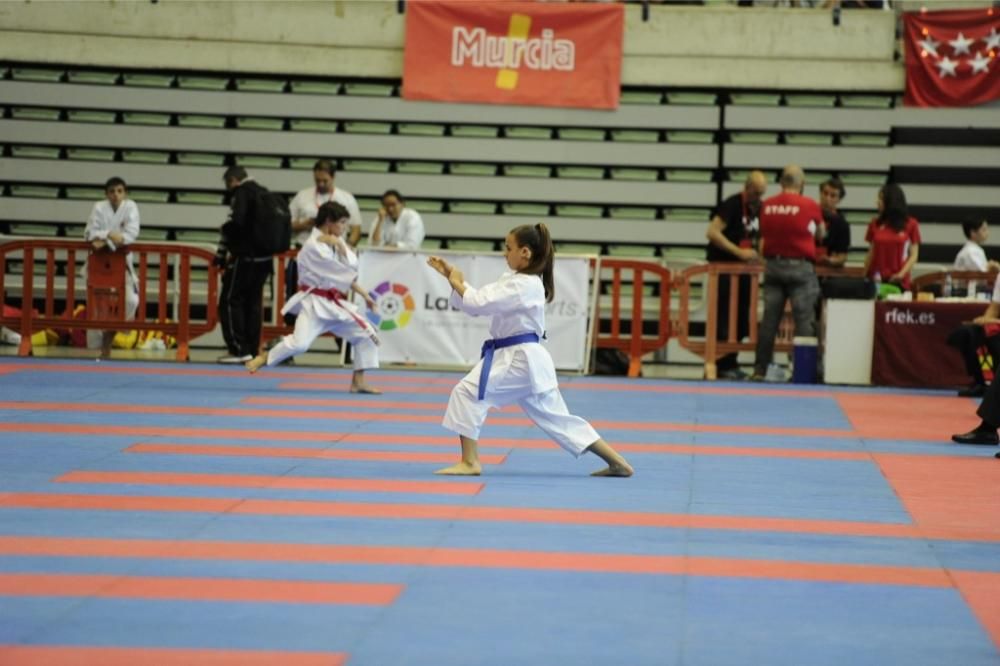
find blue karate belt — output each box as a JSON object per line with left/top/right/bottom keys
{"left": 477, "top": 332, "right": 540, "bottom": 400}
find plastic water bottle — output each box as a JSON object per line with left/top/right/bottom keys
{"left": 873, "top": 271, "right": 881, "bottom": 299}
{"left": 943, "top": 274, "right": 953, "bottom": 298}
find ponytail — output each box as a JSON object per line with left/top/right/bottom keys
{"left": 511, "top": 223, "right": 555, "bottom": 302}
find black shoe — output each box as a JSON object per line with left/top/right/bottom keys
{"left": 958, "top": 384, "right": 987, "bottom": 398}
{"left": 951, "top": 429, "right": 1000, "bottom": 445}
{"left": 995, "top": 451, "right": 1000, "bottom": 459}
{"left": 718, "top": 368, "right": 748, "bottom": 381}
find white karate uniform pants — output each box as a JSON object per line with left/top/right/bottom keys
{"left": 442, "top": 351, "right": 599, "bottom": 458}
{"left": 266, "top": 304, "right": 378, "bottom": 370}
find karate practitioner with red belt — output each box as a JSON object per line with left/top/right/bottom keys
{"left": 247, "top": 202, "right": 381, "bottom": 394}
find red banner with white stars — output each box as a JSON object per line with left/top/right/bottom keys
{"left": 903, "top": 8, "right": 1000, "bottom": 107}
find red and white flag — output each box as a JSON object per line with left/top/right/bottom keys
{"left": 903, "top": 8, "right": 1000, "bottom": 107}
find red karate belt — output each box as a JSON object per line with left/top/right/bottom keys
{"left": 299, "top": 285, "right": 370, "bottom": 331}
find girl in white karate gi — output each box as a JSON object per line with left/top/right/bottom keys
{"left": 247, "top": 202, "right": 382, "bottom": 394}
{"left": 84, "top": 177, "right": 140, "bottom": 357}
{"left": 428, "top": 223, "right": 634, "bottom": 477}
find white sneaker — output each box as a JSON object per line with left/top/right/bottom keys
{"left": 764, "top": 363, "right": 788, "bottom": 383}
{"left": 218, "top": 354, "right": 253, "bottom": 364}
{"left": 0, "top": 327, "right": 21, "bottom": 345}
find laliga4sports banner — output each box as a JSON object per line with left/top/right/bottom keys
{"left": 402, "top": 0, "right": 624, "bottom": 109}
{"left": 359, "top": 250, "right": 591, "bottom": 371}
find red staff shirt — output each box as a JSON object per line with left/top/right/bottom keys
{"left": 865, "top": 217, "right": 921, "bottom": 290}
{"left": 759, "top": 192, "right": 822, "bottom": 261}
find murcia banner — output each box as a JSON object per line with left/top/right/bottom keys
{"left": 359, "top": 250, "right": 591, "bottom": 370}
{"left": 402, "top": 0, "right": 623, "bottom": 109}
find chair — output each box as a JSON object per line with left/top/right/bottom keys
{"left": 67, "top": 148, "right": 116, "bottom": 162}
{"left": 12, "top": 68, "right": 63, "bottom": 82}
{"left": 67, "top": 110, "right": 116, "bottom": 124}
{"left": 11, "top": 146, "right": 61, "bottom": 159}
{"left": 67, "top": 71, "right": 119, "bottom": 86}
{"left": 235, "top": 79, "right": 286, "bottom": 93}
{"left": 449, "top": 202, "right": 497, "bottom": 214}
{"left": 609, "top": 207, "right": 658, "bottom": 220}
{"left": 122, "top": 73, "right": 175, "bottom": 88}
{"left": 501, "top": 203, "right": 550, "bottom": 216}
{"left": 177, "top": 76, "right": 230, "bottom": 91}
{"left": 290, "top": 81, "right": 341, "bottom": 95}
{"left": 289, "top": 119, "right": 339, "bottom": 133}
{"left": 503, "top": 165, "right": 552, "bottom": 178}
{"left": 397, "top": 162, "right": 445, "bottom": 174}
{"left": 177, "top": 115, "right": 227, "bottom": 129}
{"left": 122, "top": 111, "right": 170, "bottom": 127}
{"left": 557, "top": 128, "right": 606, "bottom": 141}
{"left": 122, "top": 150, "right": 171, "bottom": 164}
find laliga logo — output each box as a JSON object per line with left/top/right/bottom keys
{"left": 367, "top": 281, "right": 415, "bottom": 331}
{"left": 451, "top": 13, "right": 576, "bottom": 91}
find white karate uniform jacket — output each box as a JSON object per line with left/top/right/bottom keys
{"left": 450, "top": 269, "right": 557, "bottom": 395}
{"left": 288, "top": 187, "right": 363, "bottom": 247}
{"left": 84, "top": 199, "right": 141, "bottom": 277}
{"left": 83, "top": 199, "right": 141, "bottom": 333}
{"left": 270, "top": 228, "right": 378, "bottom": 370}
{"left": 442, "top": 269, "right": 598, "bottom": 456}
{"left": 368, "top": 207, "right": 426, "bottom": 250}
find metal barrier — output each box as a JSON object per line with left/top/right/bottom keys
{"left": 675, "top": 261, "right": 865, "bottom": 379}
{"left": 592, "top": 258, "right": 672, "bottom": 378}
{"left": 0, "top": 239, "right": 220, "bottom": 360}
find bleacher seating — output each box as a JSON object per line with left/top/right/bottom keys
{"left": 0, "top": 65, "right": 998, "bottom": 263}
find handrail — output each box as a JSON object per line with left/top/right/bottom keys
{"left": 0, "top": 238, "right": 221, "bottom": 360}
{"left": 675, "top": 261, "right": 865, "bottom": 379}
{"left": 592, "top": 258, "right": 672, "bottom": 378}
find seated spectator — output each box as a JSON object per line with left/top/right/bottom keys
{"left": 368, "top": 190, "right": 426, "bottom": 250}
{"left": 864, "top": 184, "right": 920, "bottom": 291}
{"left": 947, "top": 242, "right": 1000, "bottom": 397}
{"left": 84, "top": 177, "right": 140, "bottom": 358}
{"left": 954, "top": 219, "right": 1000, "bottom": 296}
{"left": 817, "top": 177, "right": 850, "bottom": 268}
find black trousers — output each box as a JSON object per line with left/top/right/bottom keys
{"left": 715, "top": 270, "right": 752, "bottom": 372}
{"left": 946, "top": 324, "right": 1000, "bottom": 386}
{"left": 219, "top": 257, "right": 273, "bottom": 357}
{"left": 978, "top": 377, "right": 1000, "bottom": 426}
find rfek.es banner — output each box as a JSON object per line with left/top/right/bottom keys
{"left": 402, "top": 0, "right": 623, "bottom": 110}
{"left": 359, "top": 250, "right": 590, "bottom": 370}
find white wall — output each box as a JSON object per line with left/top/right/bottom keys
{"left": 0, "top": 0, "right": 902, "bottom": 90}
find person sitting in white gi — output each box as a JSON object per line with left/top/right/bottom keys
{"left": 368, "top": 189, "right": 425, "bottom": 250}
{"left": 427, "top": 223, "right": 634, "bottom": 478}
{"left": 247, "top": 201, "right": 381, "bottom": 394}
{"left": 84, "top": 176, "right": 140, "bottom": 357}
{"left": 954, "top": 219, "right": 1000, "bottom": 296}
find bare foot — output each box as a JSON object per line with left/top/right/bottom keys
{"left": 591, "top": 462, "right": 634, "bottom": 477}
{"left": 245, "top": 354, "right": 267, "bottom": 374}
{"left": 350, "top": 384, "right": 382, "bottom": 394}
{"left": 434, "top": 461, "right": 482, "bottom": 476}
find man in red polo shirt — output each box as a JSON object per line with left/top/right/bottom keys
{"left": 752, "top": 165, "right": 824, "bottom": 381}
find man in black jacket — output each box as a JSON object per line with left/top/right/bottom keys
{"left": 215, "top": 166, "right": 274, "bottom": 363}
